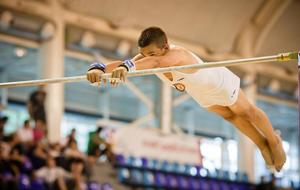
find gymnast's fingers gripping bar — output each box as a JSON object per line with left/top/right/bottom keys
{"left": 0, "top": 52, "right": 298, "bottom": 88}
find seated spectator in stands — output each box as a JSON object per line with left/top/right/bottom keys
{"left": 29, "top": 141, "right": 48, "bottom": 170}
{"left": 8, "top": 133, "right": 26, "bottom": 176}
{"left": 35, "top": 156, "right": 75, "bottom": 190}
{"left": 27, "top": 86, "right": 47, "bottom": 123}
{"left": 87, "top": 127, "right": 114, "bottom": 163}
{"left": 64, "top": 140, "right": 85, "bottom": 177}
{"left": 17, "top": 120, "right": 33, "bottom": 145}
{"left": 87, "top": 127, "right": 106, "bottom": 158}
{"left": 49, "top": 143, "right": 62, "bottom": 159}
{"left": 49, "top": 142, "right": 66, "bottom": 168}
{"left": 0, "top": 142, "right": 18, "bottom": 190}
{"left": 0, "top": 114, "right": 8, "bottom": 141}
{"left": 0, "top": 141, "right": 10, "bottom": 173}
{"left": 61, "top": 128, "right": 77, "bottom": 147}
{"left": 33, "top": 119, "right": 46, "bottom": 143}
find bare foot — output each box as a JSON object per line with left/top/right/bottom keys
{"left": 269, "top": 133, "right": 286, "bottom": 172}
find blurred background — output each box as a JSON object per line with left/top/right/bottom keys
{"left": 0, "top": 0, "right": 299, "bottom": 190}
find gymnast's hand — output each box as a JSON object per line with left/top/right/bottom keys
{"left": 111, "top": 66, "right": 127, "bottom": 87}
{"left": 86, "top": 69, "right": 105, "bottom": 84}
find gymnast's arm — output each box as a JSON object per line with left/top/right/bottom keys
{"left": 86, "top": 54, "right": 145, "bottom": 83}
{"left": 87, "top": 51, "right": 180, "bottom": 83}
{"left": 132, "top": 50, "right": 181, "bottom": 70}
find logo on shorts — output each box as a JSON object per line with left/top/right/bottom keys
{"left": 174, "top": 83, "right": 185, "bottom": 92}
{"left": 231, "top": 89, "right": 236, "bottom": 98}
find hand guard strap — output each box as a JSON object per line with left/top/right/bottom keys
{"left": 120, "top": 60, "right": 136, "bottom": 72}
{"left": 88, "top": 61, "right": 106, "bottom": 72}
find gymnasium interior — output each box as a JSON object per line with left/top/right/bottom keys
{"left": 0, "top": 0, "right": 299, "bottom": 189}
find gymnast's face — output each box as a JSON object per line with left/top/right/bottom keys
{"left": 139, "top": 42, "right": 169, "bottom": 57}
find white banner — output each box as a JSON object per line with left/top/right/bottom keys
{"left": 111, "top": 127, "right": 202, "bottom": 165}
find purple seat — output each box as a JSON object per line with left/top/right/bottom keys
{"left": 115, "top": 154, "right": 126, "bottom": 166}
{"left": 209, "top": 179, "right": 221, "bottom": 190}
{"left": 166, "top": 174, "right": 178, "bottom": 188}
{"left": 188, "top": 177, "right": 201, "bottom": 190}
{"left": 200, "top": 178, "right": 211, "bottom": 190}
{"left": 219, "top": 181, "right": 230, "bottom": 190}
{"left": 229, "top": 183, "right": 240, "bottom": 190}
{"left": 141, "top": 157, "right": 148, "bottom": 169}
{"left": 154, "top": 172, "right": 167, "bottom": 187}
{"left": 18, "top": 174, "right": 31, "bottom": 190}
{"left": 31, "top": 178, "right": 46, "bottom": 190}
{"left": 177, "top": 176, "right": 189, "bottom": 189}
{"left": 101, "top": 182, "right": 113, "bottom": 190}
{"left": 22, "top": 158, "right": 33, "bottom": 172}
{"left": 87, "top": 181, "right": 101, "bottom": 190}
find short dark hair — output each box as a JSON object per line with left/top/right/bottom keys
{"left": 96, "top": 127, "right": 103, "bottom": 133}
{"left": 138, "top": 27, "right": 168, "bottom": 48}
{"left": 24, "top": 119, "right": 29, "bottom": 126}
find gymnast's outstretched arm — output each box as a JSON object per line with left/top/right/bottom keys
{"left": 86, "top": 51, "right": 180, "bottom": 84}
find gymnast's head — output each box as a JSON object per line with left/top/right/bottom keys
{"left": 138, "top": 27, "right": 169, "bottom": 57}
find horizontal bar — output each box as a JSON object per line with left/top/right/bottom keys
{"left": 0, "top": 52, "right": 297, "bottom": 88}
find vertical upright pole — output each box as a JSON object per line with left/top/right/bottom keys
{"left": 39, "top": 0, "right": 64, "bottom": 143}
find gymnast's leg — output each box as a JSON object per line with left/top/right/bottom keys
{"left": 207, "top": 105, "right": 274, "bottom": 167}
{"left": 228, "top": 90, "right": 286, "bottom": 171}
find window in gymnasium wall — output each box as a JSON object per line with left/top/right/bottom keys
{"left": 200, "top": 138, "right": 222, "bottom": 171}
{"left": 2, "top": 103, "right": 29, "bottom": 135}
{"left": 200, "top": 137, "right": 238, "bottom": 173}
{"left": 226, "top": 139, "right": 238, "bottom": 173}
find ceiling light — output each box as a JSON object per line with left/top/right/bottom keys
{"left": 41, "top": 22, "right": 55, "bottom": 40}
{"left": 80, "top": 31, "right": 96, "bottom": 48}
{"left": 117, "top": 40, "right": 131, "bottom": 57}
{"left": 269, "top": 79, "right": 280, "bottom": 92}
{"left": 14, "top": 47, "right": 27, "bottom": 58}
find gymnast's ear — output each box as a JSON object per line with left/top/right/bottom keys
{"left": 162, "top": 42, "right": 169, "bottom": 50}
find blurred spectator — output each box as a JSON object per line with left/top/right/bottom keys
{"left": 27, "top": 86, "right": 47, "bottom": 123}
{"left": 256, "top": 174, "right": 277, "bottom": 190}
{"left": 0, "top": 108, "right": 114, "bottom": 189}
{"left": 61, "top": 128, "right": 77, "bottom": 146}
{"left": 49, "top": 143, "right": 62, "bottom": 159}
{"left": 256, "top": 176, "right": 267, "bottom": 190}
{"left": 49, "top": 143, "right": 66, "bottom": 168}
{"left": 35, "top": 156, "right": 77, "bottom": 190}
{"left": 87, "top": 127, "right": 106, "bottom": 158}
{"left": 64, "top": 140, "right": 85, "bottom": 177}
{"left": 0, "top": 114, "right": 8, "bottom": 141}
{"left": 8, "top": 133, "right": 26, "bottom": 176}
{"left": 33, "top": 119, "right": 46, "bottom": 143}
{"left": 17, "top": 119, "right": 33, "bottom": 144}
{"left": 29, "top": 142, "right": 48, "bottom": 170}
{"left": 87, "top": 127, "right": 114, "bottom": 164}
